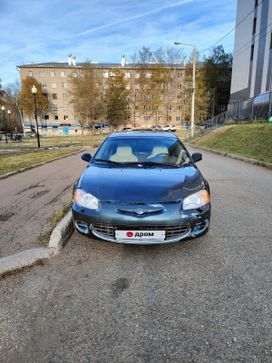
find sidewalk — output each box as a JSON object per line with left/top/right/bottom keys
{"left": 0, "top": 150, "right": 93, "bottom": 258}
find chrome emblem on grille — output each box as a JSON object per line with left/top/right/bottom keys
{"left": 135, "top": 209, "right": 145, "bottom": 215}
{"left": 116, "top": 205, "right": 165, "bottom": 216}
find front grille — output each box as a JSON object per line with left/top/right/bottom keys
{"left": 92, "top": 224, "right": 190, "bottom": 241}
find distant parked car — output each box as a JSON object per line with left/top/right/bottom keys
{"left": 13, "top": 133, "right": 23, "bottom": 142}
{"left": 25, "top": 131, "right": 36, "bottom": 137}
{"left": 152, "top": 125, "right": 162, "bottom": 131}
{"left": 162, "top": 125, "right": 172, "bottom": 132}
{"left": 170, "top": 125, "right": 177, "bottom": 132}
{"left": 121, "top": 127, "right": 132, "bottom": 131}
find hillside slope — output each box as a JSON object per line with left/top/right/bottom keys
{"left": 191, "top": 123, "right": 272, "bottom": 163}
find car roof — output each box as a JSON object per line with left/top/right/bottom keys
{"left": 108, "top": 131, "right": 177, "bottom": 138}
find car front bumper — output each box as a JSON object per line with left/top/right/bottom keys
{"left": 72, "top": 201, "right": 210, "bottom": 244}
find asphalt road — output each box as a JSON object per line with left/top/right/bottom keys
{"left": 0, "top": 151, "right": 91, "bottom": 257}
{"left": 0, "top": 148, "right": 272, "bottom": 362}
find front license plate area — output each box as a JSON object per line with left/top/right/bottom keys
{"left": 115, "top": 230, "right": 165, "bottom": 242}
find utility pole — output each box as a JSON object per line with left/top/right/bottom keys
{"left": 31, "top": 85, "right": 41, "bottom": 148}
{"left": 1, "top": 105, "right": 8, "bottom": 143}
{"left": 191, "top": 47, "right": 196, "bottom": 137}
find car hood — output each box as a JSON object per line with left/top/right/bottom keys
{"left": 78, "top": 165, "right": 205, "bottom": 203}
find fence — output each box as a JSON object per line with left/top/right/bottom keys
{"left": 207, "top": 91, "right": 272, "bottom": 126}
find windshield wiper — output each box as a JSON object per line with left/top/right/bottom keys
{"left": 94, "top": 159, "right": 179, "bottom": 168}
{"left": 140, "top": 161, "right": 179, "bottom": 168}
{"left": 94, "top": 159, "right": 139, "bottom": 166}
{"left": 179, "top": 161, "right": 193, "bottom": 167}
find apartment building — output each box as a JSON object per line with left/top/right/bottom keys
{"left": 18, "top": 56, "right": 187, "bottom": 135}
{"left": 230, "top": 0, "right": 272, "bottom": 103}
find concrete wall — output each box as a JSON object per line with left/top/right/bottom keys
{"left": 230, "top": 0, "right": 272, "bottom": 102}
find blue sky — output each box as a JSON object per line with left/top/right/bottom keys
{"left": 0, "top": 0, "right": 237, "bottom": 86}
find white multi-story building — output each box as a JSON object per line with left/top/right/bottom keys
{"left": 230, "top": 0, "right": 272, "bottom": 103}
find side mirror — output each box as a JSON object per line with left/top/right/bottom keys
{"left": 191, "top": 152, "right": 202, "bottom": 163}
{"left": 81, "top": 152, "right": 92, "bottom": 163}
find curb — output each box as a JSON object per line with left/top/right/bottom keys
{"left": 0, "top": 148, "right": 82, "bottom": 180}
{"left": 186, "top": 144, "right": 272, "bottom": 170}
{"left": 48, "top": 210, "right": 74, "bottom": 252}
{"left": 0, "top": 210, "right": 74, "bottom": 278}
{"left": 0, "top": 248, "right": 57, "bottom": 277}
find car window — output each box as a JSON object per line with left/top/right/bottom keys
{"left": 94, "top": 137, "right": 190, "bottom": 165}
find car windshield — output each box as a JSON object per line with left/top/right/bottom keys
{"left": 93, "top": 136, "right": 191, "bottom": 167}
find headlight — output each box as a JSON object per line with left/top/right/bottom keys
{"left": 183, "top": 190, "right": 210, "bottom": 210}
{"left": 73, "top": 189, "right": 99, "bottom": 210}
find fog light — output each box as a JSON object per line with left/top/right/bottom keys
{"left": 75, "top": 221, "right": 89, "bottom": 234}
{"left": 193, "top": 219, "right": 209, "bottom": 235}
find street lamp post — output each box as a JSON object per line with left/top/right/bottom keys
{"left": 7, "top": 110, "right": 12, "bottom": 140}
{"left": 31, "top": 85, "right": 40, "bottom": 148}
{"left": 174, "top": 42, "right": 196, "bottom": 137}
{"left": 1, "top": 105, "right": 8, "bottom": 143}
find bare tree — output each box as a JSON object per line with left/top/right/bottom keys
{"left": 104, "top": 69, "right": 130, "bottom": 129}
{"left": 2, "top": 82, "right": 24, "bottom": 132}
{"left": 133, "top": 47, "right": 169, "bottom": 126}
{"left": 69, "top": 62, "right": 104, "bottom": 132}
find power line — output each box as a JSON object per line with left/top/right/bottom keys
{"left": 232, "top": 20, "right": 272, "bottom": 57}
{"left": 233, "top": 23, "right": 272, "bottom": 59}
{"left": 200, "top": 0, "right": 265, "bottom": 54}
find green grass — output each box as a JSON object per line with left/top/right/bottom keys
{"left": 191, "top": 123, "right": 272, "bottom": 163}
{"left": 38, "top": 200, "right": 72, "bottom": 245}
{"left": 0, "top": 134, "right": 106, "bottom": 150}
{"left": 0, "top": 147, "right": 81, "bottom": 175}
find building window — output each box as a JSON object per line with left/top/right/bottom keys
{"left": 71, "top": 72, "right": 77, "bottom": 78}
{"left": 28, "top": 71, "right": 33, "bottom": 77}
{"left": 177, "top": 73, "right": 183, "bottom": 78}
{"left": 64, "top": 115, "right": 69, "bottom": 120}
{"left": 54, "top": 115, "right": 58, "bottom": 120}
{"left": 39, "top": 71, "right": 45, "bottom": 77}
{"left": 250, "top": 44, "right": 254, "bottom": 61}
{"left": 52, "top": 104, "right": 58, "bottom": 111}
{"left": 177, "top": 84, "right": 182, "bottom": 89}
{"left": 51, "top": 71, "right": 55, "bottom": 77}
{"left": 62, "top": 82, "right": 67, "bottom": 88}
{"left": 253, "top": 17, "right": 257, "bottom": 34}
{"left": 177, "top": 94, "right": 182, "bottom": 99}
{"left": 52, "top": 93, "right": 57, "bottom": 100}
{"left": 176, "top": 116, "right": 180, "bottom": 121}
{"left": 135, "top": 73, "right": 140, "bottom": 78}
{"left": 41, "top": 83, "right": 47, "bottom": 88}
{"left": 103, "top": 72, "right": 109, "bottom": 78}
{"left": 52, "top": 83, "right": 57, "bottom": 89}
{"left": 62, "top": 93, "right": 68, "bottom": 99}
{"left": 61, "top": 71, "right": 66, "bottom": 77}
{"left": 125, "top": 72, "right": 130, "bottom": 79}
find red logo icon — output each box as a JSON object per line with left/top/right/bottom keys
{"left": 127, "top": 231, "right": 134, "bottom": 238}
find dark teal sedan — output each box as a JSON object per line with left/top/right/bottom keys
{"left": 72, "top": 132, "right": 210, "bottom": 244}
